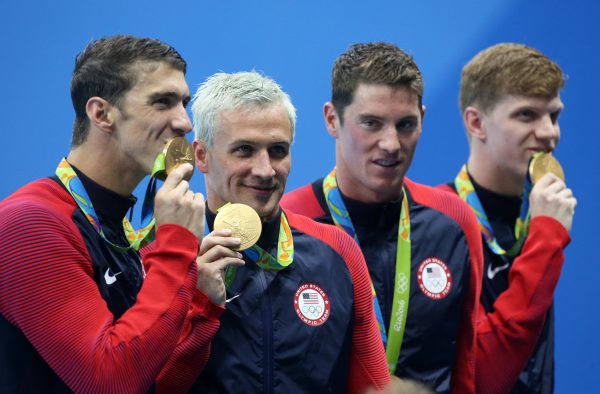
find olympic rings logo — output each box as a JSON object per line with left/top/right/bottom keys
{"left": 396, "top": 273, "right": 408, "bottom": 293}
{"left": 302, "top": 305, "right": 323, "bottom": 317}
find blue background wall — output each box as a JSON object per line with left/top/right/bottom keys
{"left": 1, "top": 1, "right": 598, "bottom": 391}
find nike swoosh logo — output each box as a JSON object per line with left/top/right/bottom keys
{"left": 487, "top": 262, "right": 510, "bottom": 280}
{"left": 225, "top": 294, "right": 241, "bottom": 303}
{"left": 104, "top": 268, "right": 122, "bottom": 285}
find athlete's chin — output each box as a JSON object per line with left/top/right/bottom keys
{"left": 368, "top": 179, "right": 405, "bottom": 201}
{"left": 242, "top": 195, "right": 281, "bottom": 222}
{"left": 253, "top": 203, "right": 280, "bottom": 222}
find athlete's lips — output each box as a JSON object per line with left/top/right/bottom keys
{"left": 373, "top": 158, "right": 402, "bottom": 168}
{"left": 527, "top": 147, "right": 552, "bottom": 153}
{"left": 244, "top": 184, "right": 277, "bottom": 194}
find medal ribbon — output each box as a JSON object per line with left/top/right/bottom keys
{"left": 245, "top": 213, "right": 294, "bottom": 270}
{"left": 454, "top": 164, "right": 532, "bottom": 256}
{"left": 55, "top": 158, "right": 158, "bottom": 252}
{"left": 323, "top": 168, "right": 410, "bottom": 374}
{"left": 219, "top": 204, "right": 294, "bottom": 287}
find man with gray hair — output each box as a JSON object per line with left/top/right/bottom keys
{"left": 189, "top": 71, "right": 390, "bottom": 393}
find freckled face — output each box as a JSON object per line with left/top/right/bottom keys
{"left": 479, "top": 95, "right": 563, "bottom": 180}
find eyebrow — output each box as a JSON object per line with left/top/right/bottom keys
{"left": 148, "top": 91, "right": 191, "bottom": 104}
{"left": 358, "top": 113, "right": 419, "bottom": 120}
{"left": 230, "top": 139, "right": 291, "bottom": 147}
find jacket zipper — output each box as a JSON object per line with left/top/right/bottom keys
{"left": 259, "top": 269, "right": 274, "bottom": 394}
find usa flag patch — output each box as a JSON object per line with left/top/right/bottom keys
{"left": 417, "top": 257, "right": 452, "bottom": 300}
{"left": 294, "top": 283, "right": 330, "bottom": 326}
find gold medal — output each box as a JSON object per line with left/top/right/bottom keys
{"left": 529, "top": 152, "right": 565, "bottom": 184}
{"left": 214, "top": 203, "right": 262, "bottom": 251}
{"left": 155, "top": 137, "right": 195, "bottom": 181}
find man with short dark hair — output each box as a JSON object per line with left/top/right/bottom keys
{"left": 189, "top": 71, "right": 390, "bottom": 394}
{"left": 0, "top": 35, "right": 226, "bottom": 393}
{"left": 282, "top": 42, "right": 483, "bottom": 393}
{"left": 440, "top": 43, "right": 576, "bottom": 393}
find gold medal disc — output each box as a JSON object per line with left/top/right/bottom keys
{"left": 214, "top": 203, "right": 262, "bottom": 251}
{"left": 529, "top": 153, "right": 565, "bottom": 184}
{"left": 164, "top": 137, "right": 195, "bottom": 181}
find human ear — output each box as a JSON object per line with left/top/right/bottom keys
{"left": 193, "top": 139, "right": 209, "bottom": 174}
{"left": 464, "top": 106, "right": 486, "bottom": 141}
{"left": 85, "top": 97, "right": 114, "bottom": 133}
{"left": 323, "top": 102, "right": 341, "bottom": 138}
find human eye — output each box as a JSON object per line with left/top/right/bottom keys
{"left": 361, "top": 117, "right": 382, "bottom": 131}
{"left": 515, "top": 109, "right": 538, "bottom": 122}
{"left": 233, "top": 145, "right": 253, "bottom": 156}
{"left": 269, "top": 144, "right": 290, "bottom": 159}
{"left": 152, "top": 97, "right": 174, "bottom": 109}
{"left": 550, "top": 109, "right": 562, "bottom": 124}
{"left": 397, "top": 117, "right": 418, "bottom": 132}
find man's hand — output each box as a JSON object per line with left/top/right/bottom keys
{"left": 154, "top": 163, "right": 205, "bottom": 239}
{"left": 196, "top": 229, "right": 246, "bottom": 305}
{"left": 529, "top": 173, "right": 577, "bottom": 232}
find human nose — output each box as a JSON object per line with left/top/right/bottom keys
{"left": 172, "top": 105, "right": 193, "bottom": 135}
{"left": 535, "top": 115, "right": 560, "bottom": 148}
{"left": 251, "top": 150, "right": 276, "bottom": 179}
{"left": 378, "top": 126, "right": 401, "bottom": 153}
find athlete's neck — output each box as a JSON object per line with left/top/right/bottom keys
{"left": 467, "top": 155, "right": 524, "bottom": 197}
{"left": 67, "top": 145, "right": 143, "bottom": 197}
{"left": 334, "top": 156, "right": 404, "bottom": 203}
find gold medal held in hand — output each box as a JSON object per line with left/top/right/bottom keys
{"left": 214, "top": 203, "right": 262, "bottom": 251}
{"left": 155, "top": 137, "right": 195, "bottom": 181}
{"left": 529, "top": 152, "right": 565, "bottom": 184}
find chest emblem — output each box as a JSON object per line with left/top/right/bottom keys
{"left": 104, "top": 268, "right": 122, "bottom": 285}
{"left": 294, "top": 283, "right": 330, "bottom": 326}
{"left": 417, "top": 257, "right": 452, "bottom": 300}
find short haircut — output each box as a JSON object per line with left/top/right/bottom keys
{"left": 192, "top": 71, "right": 296, "bottom": 147}
{"left": 331, "top": 42, "right": 424, "bottom": 123}
{"left": 70, "top": 34, "right": 186, "bottom": 146}
{"left": 460, "top": 43, "right": 565, "bottom": 114}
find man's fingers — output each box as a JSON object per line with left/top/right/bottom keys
{"left": 211, "top": 257, "right": 246, "bottom": 271}
{"left": 196, "top": 256, "right": 245, "bottom": 275}
{"left": 200, "top": 232, "right": 241, "bottom": 255}
{"left": 194, "top": 192, "right": 205, "bottom": 205}
{"left": 209, "top": 229, "right": 233, "bottom": 237}
{"left": 556, "top": 187, "right": 574, "bottom": 199}
{"left": 171, "top": 179, "right": 190, "bottom": 197}
{"left": 162, "top": 163, "right": 193, "bottom": 190}
{"left": 200, "top": 244, "right": 243, "bottom": 263}
{"left": 531, "top": 173, "right": 568, "bottom": 197}
{"left": 534, "top": 172, "right": 560, "bottom": 187}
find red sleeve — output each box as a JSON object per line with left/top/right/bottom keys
{"left": 437, "top": 181, "right": 571, "bottom": 392}
{"left": 475, "top": 216, "right": 570, "bottom": 393}
{"left": 139, "top": 242, "right": 225, "bottom": 393}
{"left": 450, "top": 228, "right": 481, "bottom": 394}
{"left": 343, "top": 235, "right": 391, "bottom": 394}
{"left": 284, "top": 210, "right": 391, "bottom": 394}
{"left": 281, "top": 184, "right": 325, "bottom": 218}
{"left": 0, "top": 194, "right": 208, "bottom": 393}
{"left": 155, "top": 290, "right": 224, "bottom": 393}
{"left": 409, "top": 179, "right": 482, "bottom": 394}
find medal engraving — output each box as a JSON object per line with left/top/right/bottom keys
{"left": 155, "top": 137, "right": 194, "bottom": 181}
{"left": 214, "top": 203, "right": 262, "bottom": 251}
{"left": 529, "top": 153, "right": 565, "bottom": 184}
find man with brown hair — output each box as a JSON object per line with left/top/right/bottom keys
{"left": 0, "top": 35, "right": 227, "bottom": 393}
{"left": 282, "top": 42, "right": 483, "bottom": 393}
{"left": 440, "top": 43, "right": 577, "bottom": 393}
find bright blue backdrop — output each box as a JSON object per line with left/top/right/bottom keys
{"left": 2, "top": 1, "right": 598, "bottom": 391}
